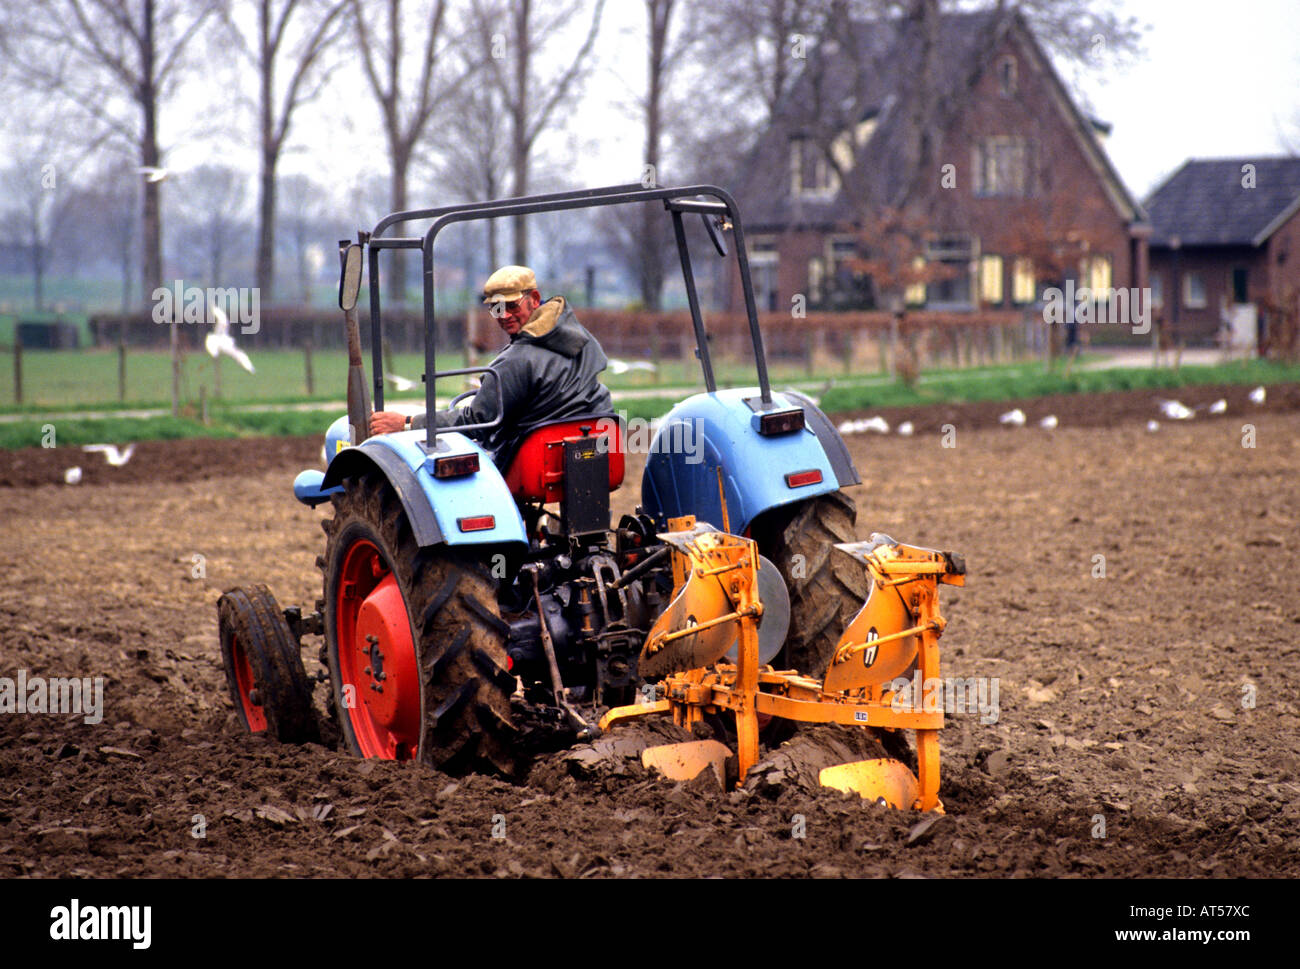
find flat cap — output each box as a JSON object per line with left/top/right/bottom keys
{"left": 482, "top": 265, "right": 537, "bottom": 304}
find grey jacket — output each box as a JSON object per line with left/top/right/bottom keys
{"left": 413, "top": 296, "right": 614, "bottom": 467}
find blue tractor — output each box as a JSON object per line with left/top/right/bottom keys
{"left": 217, "top": 184, "right": 868, "bottom": 776}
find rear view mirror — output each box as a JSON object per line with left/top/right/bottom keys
{"left": 338, "top": 242, "right": 363, "bottom": 311}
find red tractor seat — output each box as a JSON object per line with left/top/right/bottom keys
{"left": 502, "top": 415, "right": 625, "bottom": 503}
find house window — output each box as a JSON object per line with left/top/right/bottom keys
{"left": 1083, "top": 254, "right": 1112, "bottom": 294}
{"left": 980, "top": 254, "right": 1004, "bottom": 304}
{"left": 974, "top": 137, "right": 1033, "bottom": 197}
{"left": 790, "top": 137, "right": 839, "bottom": 196}
{"left": 925, "top": 235, "right": 975, "bottom": 308}
{"left": 1182, "top": 271, "right": 1206, "bottom": 309}
{"left": 905, "top": 257, "right": 926, "bottom": 306}
{"left": 997, "top": 56, "right": 1017, "bottom": 97}
{"left": 808, "top": 257, "right": 825, "bottom": 305}
{"left": 1151, "top": 272, "right": 1163, "bottom": 308}
{"left": 748, "top": 236, "right": 779, "bottom": 311}
{"left": 1012, "top": 257, "right": 1036, "bottom": 304}
{"left": 1230, "top": 266, "right": 1248, "bottom": 303}
{"left": 822, "top": 237, "right": 871, "bottom": 310}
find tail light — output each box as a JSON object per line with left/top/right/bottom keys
{"left": 433, "top": 453, "right": 479, "bottom": 478}
{"left": 758, "top": 408, "right": 805, "bottom": 435}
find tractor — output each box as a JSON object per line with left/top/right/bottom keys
{"left": 217, "top": 184, "right": 965, "bottom": 809}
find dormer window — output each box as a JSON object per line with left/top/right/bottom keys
{"left": 997, "top": 55, "right": 1017, "bottom": 97}
{"left": 790, "top": 136, "right": 840, "bottom": 197}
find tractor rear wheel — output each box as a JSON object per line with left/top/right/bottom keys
{"left": 218, "top": 584, "right": 319, "bottom": 743}
{"left": 320, "top": 472, "right": 518, "bottom": 776}
{"left": 751, "top": 490, "right": 870, "bottom": 676}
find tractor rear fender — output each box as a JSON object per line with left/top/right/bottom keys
{"left": 640, "top": 389, "right": 859, "bottom": 535}
{"left": 321, "top": 431, "right": 527, "bottom": 549}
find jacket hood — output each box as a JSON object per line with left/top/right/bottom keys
{"left": 516, "top": 296, "right": 590, "bottom": 358}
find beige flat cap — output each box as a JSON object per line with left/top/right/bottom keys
{"left": 482, "top": 265, "right": 537, "bottom": 304}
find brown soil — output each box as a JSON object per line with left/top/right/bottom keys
{"left": 2, "top": 387, "right": 1298, "bottom": 878}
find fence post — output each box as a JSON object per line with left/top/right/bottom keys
{"left": 118, "top": 327, "right": 127, "bottom": 401}
{"left": 304, "top": 340, "right": 315, "bottom": 395}
{"left": 12, "top": 333, "right": 21, "bottom": 405}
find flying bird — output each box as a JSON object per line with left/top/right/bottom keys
{"left": 82, "top": 443, "right": 136, "bottom": 467}
{"left": 385, "top": 372, "right": 417, "bottom": 392}
{"left": 999, "top": 408, "right": 1026, "bottom": 426}
{"left": 137, "top": 166, "right": 171, "bottom": 183}
{"left": 204, "top": 306, "right": 254, "bottom": 374}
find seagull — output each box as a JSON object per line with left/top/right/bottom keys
{"left": 1146, "top": 420, "right": 1160, "bottom": 433}
{"left": 1038, "top": 415, "right": 1058, "bottom": 429}
{"left": 897, "top": 421, "right": 914, "bottom": 436}
{"left": 137, "top": 166, "right": 171, "bottom": 183}
{"left": 999, "top": 408, "right": 1026, "bottom": 426}
{"left": 1249, "top": 386, "right": 1266, "bottom": 405}
{"left": 1156, "top": 398, "right": 1193, "bottom": 420}
{"left": 607, "top": 358, "right": 657, "bottom": 375}
{"left": 861, "top": 416, "right": 890, "bottom": 434}
{"left": 64, "top": 466, "right": 82, "bottom": 484}
{"left": 1207, "top": 399, "right": 1227, "bottom": 415}
{"left": 82, "top": 443, "right": 136, "bottom": 466}
{"left": 385, "top": 372, "right": 417, "bottom": 392}
{"left": 204, "top": 305, "right": 254, "bottom": 373}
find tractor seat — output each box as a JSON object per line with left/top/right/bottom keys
{"left": 501, "top": 414, "right": 625, "bottom": 503}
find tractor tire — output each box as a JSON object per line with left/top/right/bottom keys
{"left": 218, "top": 584, "right": 319, "bottom": 744}
{"left": 751, "top": 491, "right": 870, "bottom": 677}
{"left": 320, "top": 471, "right": 518, "bottom": 777}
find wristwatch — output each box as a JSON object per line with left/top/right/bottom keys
{"left": 404, "top": 415, "right": 412, "bottom": 430}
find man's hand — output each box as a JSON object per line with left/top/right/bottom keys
{"left": 369, "top": 411, "right": 408, "bottom": 435}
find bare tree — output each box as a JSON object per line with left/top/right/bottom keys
{"left": 0, "top": 143, "right": 81, "bottom": 312}
{"left": 220, "top": 0, "right": 348, "bottom": 303}
{"left": 280, "top": 172, "right": 330, "bottom": 303}
{"left": 349, "top": 0, "right": 477, "bottom": 303}
{"left": 473, "top": 0, "right": 606, "bottom": 264}
{"left": 175, "top": 163, "right": 250, "bottom": 285}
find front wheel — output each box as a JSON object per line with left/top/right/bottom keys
{"left": 320, "top": 473, "right": 518, "bottom": 775}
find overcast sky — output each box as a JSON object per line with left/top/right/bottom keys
{"left": 99, "top": 0, "right": 1300, "bottom": 215}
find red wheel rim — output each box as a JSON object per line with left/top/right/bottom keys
{"left": 230, "top": 634, "right": 268, "bottom": 732}
{"left": 336, "top": 538, "right": 420, "bottom": 760}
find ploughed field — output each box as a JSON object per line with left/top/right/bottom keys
{"left": 2, "top": 384, "right": 1298, "bottom": 878}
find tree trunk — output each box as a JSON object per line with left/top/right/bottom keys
{"left": 389, "top": 143, "right": 410, "bottom": 303}
{"left": 511, "top": 0, "right": 531, "bottom": 265}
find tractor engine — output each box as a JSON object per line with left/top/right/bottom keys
{"left": 501, "top": 512, "right": 673, "bottom": 708}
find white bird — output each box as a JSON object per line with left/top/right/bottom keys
{"left": 137, "top": 166, "right": 171, "bottom": 183}
{"left": 204, "top": 305, "right": 255, "bottom": 374}
{"left": 999, "top": 408, "right": 1026, "bottom": 426}
{"left": 862, "top": 416, "right": 890, "bottom": 434}
{"left": 1207, "top": 399, "right": 1227, "bottom": 415}
{"left": 1038, "top": 415, "right": 1058, "bottom": 429}
{"left": 1146, "top": 420, "right": 1160, "bottom": 433}
{"left": 837, "top": 419, "right": 856, "bottom": 434}
{"left": 607, "top": 358, "right": 657, "bottom": 375}
{"left": 897, "top": 421, "right": 914, "bottom": 436}
{"left": 385, "top": 372, "right": 417, "bottom": 392}
{"left": 82, "top": 443, "right": 136, "bottom": 466}
{"left": 1249, "top": 386, "right": 1266, "bottom": 405}
{"left": 63, "top": 466, "right": 82, "bottom": 485}
{"left": 1157, "top": 398, "right": 1193, "bottom": 420}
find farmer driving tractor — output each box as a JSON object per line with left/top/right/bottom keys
{"left": 368, "top": 265, "right": 613, "bottom": 464}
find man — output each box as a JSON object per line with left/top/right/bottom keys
{"left": 369, "top": 265, "right": 613, "bottom": 468}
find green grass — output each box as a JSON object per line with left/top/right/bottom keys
{"left": 820, "top": 358, "right": 1300, "bottom": 412}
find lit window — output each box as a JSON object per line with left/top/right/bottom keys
{"left": 1183, "top": 271, "right": 1206, "bottom": 308}
{"left": 790, "top": 136, "right": 839, "bottom": 196}
{"left": 1012, "top": 258, "right": 1036, "bottom": 304}
{"left": 924, "top": 236, "right": 975, "bottom": 308}
{"left": 1083, "top": 254, "right": 1112, "bottom": 294}
{"left": 981, "top": 254, "right": 1004, "bottom": 304}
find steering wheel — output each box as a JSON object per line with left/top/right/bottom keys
{"left": 449, "top": 389, "right": 477, "bottom": 408}
{"left": 702, "top": 212, "right": 729, "bottom": 257}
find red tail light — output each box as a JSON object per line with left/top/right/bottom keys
{"left": 785, "top": 469, "right": 823, "bottom": 488}
{"left": 457, "top": 515, "right": 495, "bottom": 532}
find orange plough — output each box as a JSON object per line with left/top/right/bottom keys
{"left": 600, "top": 517, "right": 965, "bottom": 811}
